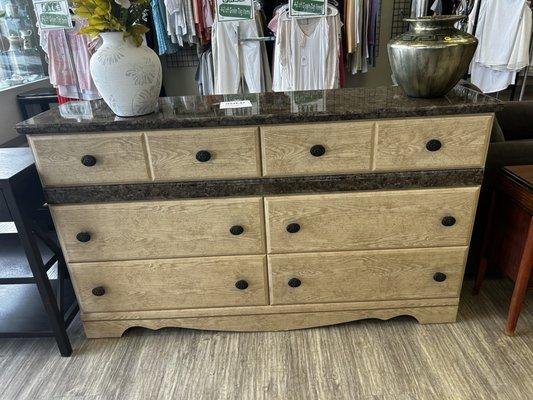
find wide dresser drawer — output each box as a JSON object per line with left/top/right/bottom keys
{"left": 265, "top": 187, "right": 479, "bottom": 253}
{"left": 147, "top": 127, "right": 261, "bottom": 181}
{"left": 374, "top": 115, "right": 492, "bottom": 171}
{"left": 70, "top": 255, "right": 268, "bottom": 313}
{"left": 51, "top": 197, "right": 265, "bottom": 262}
{"left": 269, "top": 247, "right": 467, "bottom": 305}
{"left": 260, "top": 121, "right": 373, "bottom": 177}
{"left": 29, "top": 132, "right": 150, "bottom": 187}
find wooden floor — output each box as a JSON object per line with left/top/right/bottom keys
{"left": 0, "top": 279, "right": 531, "bottom": 400}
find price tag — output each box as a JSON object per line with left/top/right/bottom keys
{"left": 290, "top": 0, "right": 327, "bottom": 17}
{"left": 216, "top": 0, "right": 254, "bottom": 22}
{"left": 220, "top": 100, "right": 253, "bottom": 109}
{"left": 34, "top": 0, "right": 73, "bottom": 30}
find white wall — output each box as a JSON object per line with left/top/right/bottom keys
{"left": 0, "top": 78, "right": 52, "bottom": 145}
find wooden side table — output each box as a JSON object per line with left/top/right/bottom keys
{"left": 0, "top": 148, "right": 77, "bottom": 356}
{"left": 474, "top": 165, "right": 533, "bottom": 335}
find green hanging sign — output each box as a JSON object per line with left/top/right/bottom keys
{"left": 216, "top": 0, "right": 254, "bottom": 22}
{"left": 34, "top": 0, "right": 72, "bottom": 30}
{"left": 290, "top": 0, "right": 327, "bottom": 17}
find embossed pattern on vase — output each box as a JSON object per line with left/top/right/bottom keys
{"left": 90, "top": 32, "right": 162, "bottom": 117}
{"left": 388, "top": 16, "right": 478, "bottom": 98}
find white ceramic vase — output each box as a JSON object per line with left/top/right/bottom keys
{"left": 90, "top": 32, "right": 162, "bottom": 117}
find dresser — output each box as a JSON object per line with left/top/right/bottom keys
{"left": 17, "top": 86, "right": 500, "bottom": 338}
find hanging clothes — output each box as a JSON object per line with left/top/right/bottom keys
{"left": 151, "top": 0, "right": 181, "bottom": 54}
{"left": 411, "top": 0, "right": 429, "bottom": 17}
{"left": 272, "top": 5, "right": 342, "bottom": 91}
{"left": 196, "top": 48, "right": 214, "bottom": 95}
{"left": 211, "top": 3, "right": 271, "bottom": 94}
{"left": 344, "top": 0, "right": 378, "bottom": 74}
{"left": 165, "top": 0, "right": 199, "bottom": 46}
{"left": 39, "top": 19, "right": 100, "bottom": 101}
{"left": 470, "top": 0, "right": 532, "bottom": 93}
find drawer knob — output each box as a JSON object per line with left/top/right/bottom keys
{"left": 196, "top": 150, "right": 212, "bottom": 162}
{"left": 310, "top": 144, "right": 326, "bottom": 157}
{"left": 441, "top": 216, "right": 456, "bottom": 227}
{"left": 81, "top": 155, "right": 97, "bottom": 167}
{"left": 76, "top": 232, "right": 91, "bottom": 243}
{"left": 288, "top": 278, "right": 301, "bottom": 288}
{"left": 286, "top": 223, "right": 301, "bottom": 234}
{"left": 92, "top": 286, "right": 105, "bottom": 296}
{"left": 235, "top": 280, "right": 249, "bottom": 290}
{"left": 230, "top": 225, "right": 244, "bottom": 236}
{"left": 426, "top": 139, "right": 442, "bottom": 152}
{"left": 433, "top": 272, "right": 447, "bottom": 282}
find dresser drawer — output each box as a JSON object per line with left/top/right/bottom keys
{"left": 265, "top": 187, "right": 479, "bottom": 253}
{"left": 70, "top": 255, "right": 268, "bottom": 313}
{"left": 147, "top": 127, "right": 261, "bottom": 181}
{"left": 261, "top": 122, "right": 373, "bottom": 177}
{"left": 51, "top": 197, "right": 265, "bottom": 262}
{"left": 268, "top": 247, "right": 467, "bottom": 305}
{"left": 29, "top": 133, "right": 150, "bottom": 187}
{"left": 375, "top": 115, "right": 492, "bottom": 171}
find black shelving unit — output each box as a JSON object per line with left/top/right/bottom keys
{"left": 0, "top": 148, "right": 78, "bottom": 356}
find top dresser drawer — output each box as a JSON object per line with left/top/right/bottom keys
{"left": 261, "top": 122, "right": 373, "bottom": 177}
{"left": 375, "top": 115, "right": 492, "bottom": 171}
{"left": 147, "top": 127, "right": 261, "bottom": 181}
{"left": 29, "top": 132, "right": 150, "bottom": 187}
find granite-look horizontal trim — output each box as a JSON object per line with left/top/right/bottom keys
{"left": 16, "top": 86, "right": 502, "bottom": 135}
{"left": 44, "top": 169, "right": 484, "bottom": 204}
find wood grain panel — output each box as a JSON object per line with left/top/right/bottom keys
{"left": 81, "top": 297, "right": 459, "bottom": 321}
{"left": 81, "top": 306, "right": 459, "bottom": 337}
{"left": 147, "top": 127, "right": 261, "bottom": 181}
{"left": 51, "top": 197, "right": 265, "bottom": 262}
{"left": 69, "top": 255, "right": 268, "bottom": 313}
{"left": 268, "top": 247, "right": 467, "bottom": 305}
{"left": 28, "top": 133, "right": 150, "bottom": 186}
{"left": 260, "top": 121, "right": 374, "bottom": 176}
{"left": 265, "top": 187, "right": 480, "bottom": 253}
{"left": 375, "top": 114, "right": 492, "bottom": 171}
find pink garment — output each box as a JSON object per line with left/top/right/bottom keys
{"left": 41, "top": 20, "right": 100, "bottom": 100}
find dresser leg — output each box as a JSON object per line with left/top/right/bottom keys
{"left": 505, "top": 219, "right": 533, "bottom": 336}
{"left": 473, "top": 191, "right": 497, "bottom": 295}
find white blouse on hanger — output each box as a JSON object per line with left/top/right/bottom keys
{"left": 470, "top": 0, "right": 532, "bottom": 93}
{"left": 272, "top": 6, "right": 341, "bottom": 92}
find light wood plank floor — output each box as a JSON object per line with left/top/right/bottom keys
{"left": 0, "top": 279, "right": 531, "bottom": 400}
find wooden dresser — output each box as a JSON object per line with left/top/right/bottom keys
{"left": 17, "top": 86, "right": 500, "bottom": 338}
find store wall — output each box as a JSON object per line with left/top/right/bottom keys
{"left": 161, "top": 2, "right": 395, "bottom": 96}
{"left": 0, "top": 78, "right": 52, "bottom": 145}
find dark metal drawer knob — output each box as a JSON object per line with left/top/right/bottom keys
{"left": 81, "top": 155, "right": 97, "bottom": 167}
{"left": 433, "top": 272, "right": 447, "bottom": 282}
{"left": 235, "top": 280, "right": 248, "bottom": 290}
{"left": 310, "top": 144, "right": 326, "bottom": 157}
{"left": 288, "top": 278, "right": 301, "bottom": 288}
{"left": 441, "top": 216, "right": 456, "bottom": 227}
{"left": 426, "top": 139, "right": 442, "bottom": 152}
{"left": 286, "top": 223, "right": 301, "bottom": 234}
{"left": 76, "top": 232, "right": 91, "bottom": 243}
{"left": 196, "top": 150, "right": 211, "bottom": 162}
{"left": 230, "top": 225, "right": 244, "bottom": 236}
{"left": 92, "top": 286, "right": 105, "bottom": 296}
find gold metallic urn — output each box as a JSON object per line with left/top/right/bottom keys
{"left": 388, "top": 16, "right": 478, "bottom": 98}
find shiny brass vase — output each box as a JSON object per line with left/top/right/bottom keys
{"left": 388, "top": 16, "right": 478, "bottom": 98}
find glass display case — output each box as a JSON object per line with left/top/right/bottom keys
{"left": 0, "top": 0, "right": 46, "bottom": 90}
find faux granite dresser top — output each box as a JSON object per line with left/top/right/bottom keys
{"left": 16, "top": 85, "right": 501, "bottom": 135}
